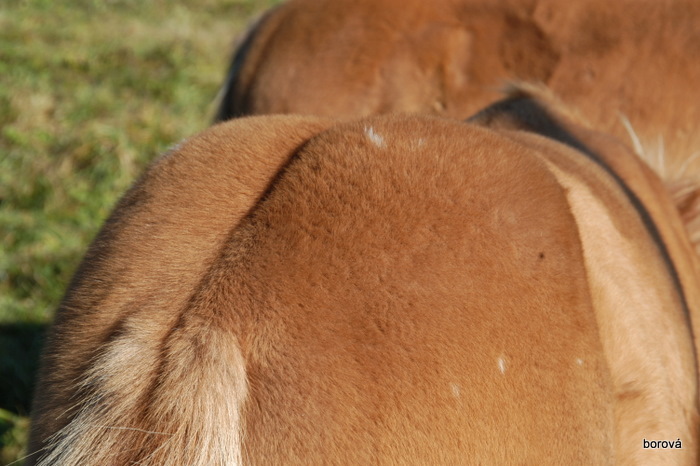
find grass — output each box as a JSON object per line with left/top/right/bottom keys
{"left": 0, "top": 0, "right": 279, "bottom": 463}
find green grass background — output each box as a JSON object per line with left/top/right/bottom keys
{"left": 0, "top": 1, "right": 278, "bottom": 463}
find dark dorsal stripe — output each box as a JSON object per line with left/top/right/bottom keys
{"left": 469, "top": 95, "right": 698, "bottom": 376}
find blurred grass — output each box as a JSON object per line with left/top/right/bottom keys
{"left": 0, "top": 0, "right": 279, "bottom": 463}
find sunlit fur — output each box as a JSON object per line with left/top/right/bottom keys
{"left": 215, "top": 0, "right": 700, "bottom": 255}
{"left": 28, "top": 90, "right": 699, "bottom": 463}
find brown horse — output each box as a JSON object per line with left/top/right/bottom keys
{"left": 215, "top": 0, "right": 700, "bottom": 252}
{"left": 28, "top": 87, "right": 699, "bottom": 464}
